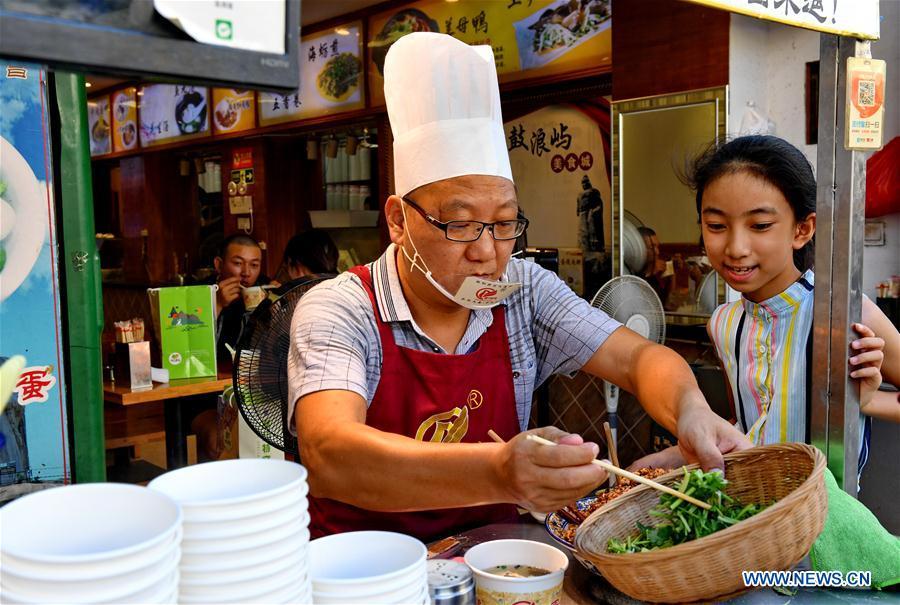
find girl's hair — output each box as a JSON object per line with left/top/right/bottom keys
{"left": 283, "top": 229, "right": 339, "bottom": 275}
{"left": 686, "top": 135, "right": 817, "bottom": 271}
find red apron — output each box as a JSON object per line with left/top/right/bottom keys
{"left": 308, "top": 265, "right": 520, "bottom": 542}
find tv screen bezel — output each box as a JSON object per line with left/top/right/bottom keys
{"left": 0, "top": 2, "right": 300, "bottom": 91}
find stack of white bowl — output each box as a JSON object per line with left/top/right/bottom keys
{"left": 0, "top": 483, "right": 181, "bottom": 604}
{"left": 310, "top": 531, "right": 429, "bottom": 605}
{"left": 147, "top": 459, "right": 311, "bottom": 604}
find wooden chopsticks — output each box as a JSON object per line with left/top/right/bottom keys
{"left": 487, "top": 429, "right": 504, "bottom": 444}
{"left": 603, "top": 421, "right": 619, "bottom": 468}
{"left": 525, "top": 434, "right": 712, "bottom": 510}
{"left": 603, "top": 421, "right": 618, "bottom": 487}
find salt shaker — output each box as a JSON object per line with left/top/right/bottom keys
{"left": 427, "top": 559, "right": 475, "bottom": 605}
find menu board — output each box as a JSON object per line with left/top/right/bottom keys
{"left": 258, "top": 21, "right": 365, "bottom": 126}
{"left": 111, "top": 87, "right": 138, "bottom": 153}
{"left": 368, "top": 0, "right": 611, "bottom": 105}
{"left": 211, "top": 88, "right": 256, "bottom": 134}
{"left": 505, "top": 105, "right": 609, "bottom": 250}
{"left": 87, "top": 95, "right": 111, "bottom": 156}
{"left": 684, "top": 0, "right": 878, "bottom": 40}
{"left": 139, "top": 84, "right": 210, "bottom": 147}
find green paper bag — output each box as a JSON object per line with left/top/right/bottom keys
{"left": 149, "top": 286, "right": 217, "bottom": 380}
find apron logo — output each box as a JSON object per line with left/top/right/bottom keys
{"left": 416, "top": 406, "right": 469, "bottom": 443}
{"left": 414, "top": 390, "right": 487, "bottom": 443}
{"left": 475, "top": 287, "right": 497, "bottom": 301}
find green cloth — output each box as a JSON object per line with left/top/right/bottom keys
{"left": 809, "top": 468, "right": 900, "bottom": 590}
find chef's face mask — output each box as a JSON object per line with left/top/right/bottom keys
{"left": 399, "top": 199, "right": 522, "bottom": 310}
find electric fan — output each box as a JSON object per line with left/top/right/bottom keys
{"left": 233, "top": 275, "right": 334, "bottom": 455}
{"left": 621, "top": 214, "right": 648, "bottom": 275}
{"left": 590, "top": 276, "right": 665, "bottom": 479}
{"left": 696, "top": 270, "right": 718, "bottom": 314}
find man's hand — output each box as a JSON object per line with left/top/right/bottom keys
{"left": 676, "top": 401, "right": 751, "bottom": 471}
{"left": 216, "top": 276, "right": 242, "bottom": 316}
{"left": 494, "top": 426, "right": 608, "bottom": 513}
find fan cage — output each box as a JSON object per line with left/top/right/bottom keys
{"left": 590, "top": 275, "right": 666, "bottom": 345}
{"left": 233, "top": 276, "right": 333, "bottom": 455}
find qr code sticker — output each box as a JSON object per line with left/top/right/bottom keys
{"left": 858, "top": 80, "right": 875, "bottom": 106}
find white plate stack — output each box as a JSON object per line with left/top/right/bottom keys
{"left": 0, "top": 483, "right": 181, "bottom": 604}
{"left": 310, "top": 531, "right": 429, "bottom": 605}
{"left": 147, "top": 459, "right": 311, "bottom": 604}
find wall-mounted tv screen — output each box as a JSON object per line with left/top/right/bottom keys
{"left": 0, "top": 0, "right": 300, "bottom": 91}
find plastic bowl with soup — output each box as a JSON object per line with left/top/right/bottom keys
{"left": 464, "top": 539, "right": 568, "bottom": 605}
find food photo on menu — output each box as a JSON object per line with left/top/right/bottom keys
{"left": 88, "top": 98, "right": 111, "bottom": 156}
{"left": 514, "top": 0, "right": 611, "bottom": 70}
{"left": 369, "top": 8, "right": 439, "bottom": 75}
{"left": 316, "top": 52, "right": 362, "bottom": 102}
{"left": 112, "top": 89, "right": 138, "bottom": 151}
{"left": 139, "top": 85, "right": 209, "bottom": 145}
{"left": 214, "top": 98, "right": 239, "bottom": 131}
{"left": 175, "top": 90, "right": 207, "bottom": 135}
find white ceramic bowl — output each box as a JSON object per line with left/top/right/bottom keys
{"left": 0, "top": 527, "right": 181, "bottom": 581}
{"left": 147, "top": 590, "right": 178, "bottom": 605}
{"left": 296, "top": 586, "right": 313, "bottom": 605}
{"left": 103, "top": 567, "right": 179, "bottom": 604}
{"left": 148, "top": 459, "right": 307, "bottom": 508}
{"left": 246, "top": 579, "right": 311, "bottom": 605}
{"left": 0, "top": 551, "right": 179, "bottom": 604}
{"left": 1, "top": 544, "right": 179, "bottom": 598}
{"left": 312, "top": 576, "right": 427, "bottom": 604}
{"left": 179, "top": 481, "right": 309, "bottom": 524}
{"left": 180, "top": 545, "right": 306, "bottom": 585}
{"left": 180, "top": 577, "right": 308, "bottom": 605}
{"left": 181, "top": 493, "right": 308, "bottom": 541}
{"left": 179, "top": 526, "right": 309, "bottom": 571}
{"left": 0, "top": 484, "right": 181, "bottom": 564}
{"left": 180, "top": 512, "right": 309, "bottom": 555}
{"left": 178, "top": 558, "right": 307, "bottom": 601}
{"left": 309, "top": 531, "right": 426, "bottom": 593}
{"left": 152, "top": 589, "right": 178, "bottom": 605}
{"left": 311, "top": 562, "right": 425, "bottom": 599}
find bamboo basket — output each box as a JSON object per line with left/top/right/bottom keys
{"left": 574, "top": 443, "right": 827, "bottom": 603}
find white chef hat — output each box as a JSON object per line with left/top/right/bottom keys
{"left": 384, "top": 32, "right": 513, "bottom": 198}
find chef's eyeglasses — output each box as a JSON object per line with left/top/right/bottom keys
{"left": 401, "top": 196, "right": 529, "bottom": 243}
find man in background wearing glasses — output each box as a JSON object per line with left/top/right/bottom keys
{"left": 287, "top": 33, "right": 751, "bottom": 542}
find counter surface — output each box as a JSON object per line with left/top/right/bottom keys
{"left": 103, "top": 374, "right": 231, "bottom": 405}
{"left": 446, "top": 522, "right": 893, "bottom": 604}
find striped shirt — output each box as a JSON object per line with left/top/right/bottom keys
{"left": 287, "top": 244, "right": 622, "bottom": 435}
{"left": 709, "top": 270, "right": 869, "bottom": 472}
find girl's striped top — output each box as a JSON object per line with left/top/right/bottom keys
{"left": 708, "top": 270, "right": 870, "bottom": 473}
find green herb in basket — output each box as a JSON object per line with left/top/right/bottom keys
{"left": 607, "top": 468, "right": 769, "bottom": 554}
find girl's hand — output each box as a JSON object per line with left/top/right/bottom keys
{"left": 627, "top": 445, "right": 686, "bottom": 472}
{"left": 850, "top": 323, "right": 885, "bottom": 409}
